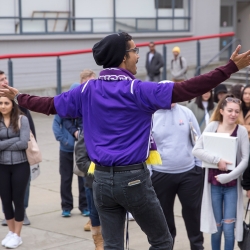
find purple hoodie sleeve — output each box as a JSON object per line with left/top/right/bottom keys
{"left": 54, "top": 84, "right": 83, "bottom": 118}
{"left": 133, "top": 80, "right": 174, "bottom": 113}
{"left": 172, "top": 60, "right": 238, "bottom": 102}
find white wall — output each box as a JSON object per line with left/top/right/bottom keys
{"left": 116, "top": 0, "right": 155, "bottom": 17}
{"left": 192, "top": 0, "right": 220, "bottom": 36}
{"left": 21, "top": 0, "right": 69, "bottom": 17}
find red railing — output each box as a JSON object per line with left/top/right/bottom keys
{"left": 0, "top": 32, "right": 235, "bottom": 93}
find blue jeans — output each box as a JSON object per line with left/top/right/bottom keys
{"left": 211, "top": 184, "right": 237, "bottom": 250}
{"left": 93, "top": 165, "right": 173, "bottom": 250}
{"left": 89, "top": 188, "right": 101, "bottom": 227}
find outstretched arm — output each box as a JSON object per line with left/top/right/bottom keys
{"left": 172, "top": 45, "right": 250, "bottom": 103}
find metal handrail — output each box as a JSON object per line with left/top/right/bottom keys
{"left": 194, "top": 37, "right": 241, "bottom": 76}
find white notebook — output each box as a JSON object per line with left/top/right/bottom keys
{"left": 202, "top": 132, "right": 238, "bottom": 170}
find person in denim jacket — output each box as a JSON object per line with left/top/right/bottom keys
{"left": 52, "top": 113, "right": 87, "bottom": 217}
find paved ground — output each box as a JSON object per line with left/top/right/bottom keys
{"left": 0, "top": 113, "right": 245, "bottom": 249}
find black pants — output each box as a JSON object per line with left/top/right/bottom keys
{"left": 0, "top": 162, "right": 30, "bottom": 221}
{"left": 151, "top": 166, "right": 204, "bottom": 250}
{"left": 59, "top": 150, "right": 87, "bottom": 211}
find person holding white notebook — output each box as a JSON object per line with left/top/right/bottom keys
{"left": 192, "top": 95, "right": 249, "bottom": 250}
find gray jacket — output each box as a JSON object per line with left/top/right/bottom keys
{"left": 145, "top": 51, "right": 164, "bottom": 78}
{"left": 0, "top": 115, "right": 30, "bottom": 165}
{"left": 74, "top": 131, "right": 94, "bottom": 188}
{"left": 170, "top": 55, "right": 188, "bottom": 80}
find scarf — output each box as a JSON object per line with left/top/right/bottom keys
{"left": 88, "top": 68, "right": 162, "bottom": 174}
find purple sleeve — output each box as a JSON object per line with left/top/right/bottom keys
{"left": 54, "top": 84, "right": 83, "bottom": 118}
{"left": 133, "top": 80, "right": 174, "bottom": 113}
{"left": 172, "top": 60, "right": 238, "bottom": 102}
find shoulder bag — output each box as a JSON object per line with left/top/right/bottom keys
{"left": 18, "top": 116, "right": 42, "bottom": 166}
{"left": 238, "top": 199, "right": 250, "bottom": 250}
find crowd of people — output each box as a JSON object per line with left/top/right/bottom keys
{"left": 0, "top": 32, "right": 250, "bottom": 250}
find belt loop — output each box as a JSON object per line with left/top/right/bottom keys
{"left": 110, "top": 166, "right": 114, "bottom": 175}
{"left": 143, "top": 162, "right": 147, "bottom": 171}
{"left": 110, "top": 167, "right": 114, "bottom": 186}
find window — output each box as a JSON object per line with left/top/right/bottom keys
{"left": 155, "top": 0, "right": 183, "bottom": 9}
{"left": 220, "top": 6, "right": 233, "bottom": 27}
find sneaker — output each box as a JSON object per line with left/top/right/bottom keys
{"left": 23, "top": 212, "right": 30, "bottom": 225}
{"left": 61, "top": 210, "right": 71, "bottom": 217}
{"left": 5, "top": 233, "right": 22, "bottom": 249}
{"left": 1, "top": 218, "right": 7, "bottom": 226}
{"left": 128, "top": 212, "right": 135, "bottom": 221}
{"left": 84, "top": 219, "right": 91, "bottom": 231}
{"left": 82, "top": 209, "right": 90, "bottom": 217}
{"left": 1, "top": 231, "right": 13, "bottom": 247}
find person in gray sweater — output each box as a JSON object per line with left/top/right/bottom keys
{"left": 192, "top": 95, "right": 249, "bottom": 249}
{"left": 0, "top": 97, "right": 30, "bottom": 249}
{"left": 148, "top": 103, "right": 204, "bottom": 250}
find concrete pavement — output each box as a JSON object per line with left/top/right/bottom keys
{"left": 0, "top": 113, "right": 245, "bottom": 249}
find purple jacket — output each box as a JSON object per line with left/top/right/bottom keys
{"left": 54, "top": 68, "right": 173, "bottom": 166}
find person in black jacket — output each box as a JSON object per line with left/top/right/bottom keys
{"left": 0, "top": 71, "right": 36, "bottom": 226}
{"left": 145, "top": 42, "right": 164, "bottom": 82}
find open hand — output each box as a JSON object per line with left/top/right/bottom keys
{"left": 0, "top": 84, "right": 19, "bottom": 100}
{"left": 230, "top": 45, "right": 250, "bottom": 70}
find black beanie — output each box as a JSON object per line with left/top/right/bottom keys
{"left": 92, "top": 33, "right": 126, "bottom": 68}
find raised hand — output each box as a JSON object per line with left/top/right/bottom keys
{"left": 0, "top": 84, "right": 19, "bottom": 100}
{"left": 230, "top": 45, "right": 250, "bottom": 70}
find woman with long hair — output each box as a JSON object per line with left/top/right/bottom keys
{"left": 192, "top": 95, "right": 249, "bottom": 250}
{"left": 229, "top": 84, "right": 244, "bottom": 100}
{"left": 187, "top": 90, "right": 216, "bottom": 132}
{"left": 238, "top": 84, "right": 250, "bottom": 139}
{"left": 0, "top": 97, "right": 30, "bottom": 248}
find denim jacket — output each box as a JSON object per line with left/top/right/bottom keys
{"left": 52, "top": 115, "right": 75, "bottom": 152}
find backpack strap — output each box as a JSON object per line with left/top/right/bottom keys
{"left": 179, "top": 56, "right": 183, "bottom": 69}
{"left": 171, "top": 59, "right": 174, "bottom": 69}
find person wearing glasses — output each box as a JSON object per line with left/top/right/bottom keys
{"left": 0, "top": 32, "right": 250, "bottom": 250}
{"left": 192, "top": 95, "right": 249, "bottom": 250}
{"left": 145, "top": 41, "right": 164, "bottom": 82}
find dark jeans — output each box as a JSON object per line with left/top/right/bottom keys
{"left": 151, "top": 166, "right": 204, "bottom": 250}
{"left": 93, "top": 165, "right": 173, "bottom": 250}
{"left": 59, "top": 150, "right": 87, "bottom": 211}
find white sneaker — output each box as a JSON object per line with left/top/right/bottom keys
{"left": 128, "top": 212, "right": 135, "bottom": 221}
{"left": 5, "top": 233, "right": 22, "bottom": 249}
{"left": 1, "top": 231, "right": 14, "bottom": 246}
